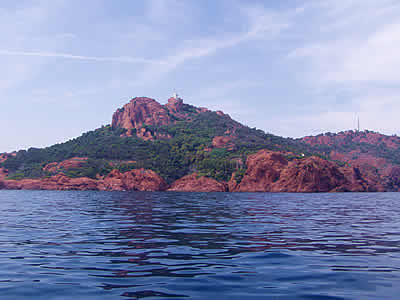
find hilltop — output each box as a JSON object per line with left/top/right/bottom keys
{"left": 302, "top": 131, "right": 400, "bottom": 187}
{"left": 1, "top": 95, "right": 400, "bottom": 192}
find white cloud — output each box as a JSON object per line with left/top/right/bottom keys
{"left": 0, "top": 50, "right": 160, "bottom": 64}
{"left": 0, "top": 1, "right": 68, "bottom": 94}
{"left": 288, "top": 0, "right": 400, "bottom": 85}
{"left": 135, "top": 4, "right": 291, "bottom": 85}
{"left": 280, "top": 0, "right": 400, "bottom": 136}
{"left": 274, "top": 90, "right": 400, "bottom": 138}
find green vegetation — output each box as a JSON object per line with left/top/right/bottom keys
{"left": 304, "top": 131, "right": 400, "bottom": 166}
{"left": 0, "top": 111, "right": 318, "bottom": 183}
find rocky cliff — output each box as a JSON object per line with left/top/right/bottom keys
{"left": 97, "top": 169, "right": 168, "bottom": 191}
{"left": 111, "top": 96, "right": 211, "bottom": 140}
{"left": 229, "top": 150, "right": 382, "bottom": 193}
{"left": 111, "top": 97, "right": 173, "bottom": 140}
{"left": 168, "top": 173, "right": 227, "bottom": 192}
{"left": 0, "top": 168, "right": 167, "bottom": 191}
{"left": 301, "top": 130, "right": 400, "bottom": 191}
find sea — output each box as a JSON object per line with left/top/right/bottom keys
{"left": 0, "top": 191, "right": 399, "bottom": 299}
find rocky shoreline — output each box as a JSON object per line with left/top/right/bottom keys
{"left": 1, "top": 149, "right": 395, "bottom": 192}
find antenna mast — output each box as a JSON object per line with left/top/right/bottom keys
{"left": 357, "top": 116, "right": 360, "bottom": 132}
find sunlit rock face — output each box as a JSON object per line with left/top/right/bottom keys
{"left": 98, "top": 169, "right": 168, "bottom": 192}
{"left": 111, "top": 97, "right": 173, "bottom": 140}
{"left": 232, "top": 149, "right": 382, "bottom": 193}
{"left": 168, "top": 173, "right": 227, "bottom": 192}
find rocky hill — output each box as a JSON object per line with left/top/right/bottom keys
{"left": 1, "top": 96, "right": 400, "bottom": 192}
{"left": 301, "top": 131, "right": 400, "bottom": 188}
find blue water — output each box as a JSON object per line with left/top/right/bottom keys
{"left": 0, "top": 191, "right": 399, "bottom": 299}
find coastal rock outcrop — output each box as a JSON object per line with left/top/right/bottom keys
{"left": 385, "top": 167, "right": 400, "bottom": 191}
{"left": 168, "top": 173, "right": 227, "bottom": 192}
{"left": 1, "top": 168, "right": 167, "bottom": 191}
{"left": 337, "top": 166, "right": 383, "bottom": 192}
{"left": 271, "top": 157, "right": 347, "bottom": 193}
{"left": 98, "top": 169, "right": 168, "bottom": 191}
{"left": 233, "top": 149, "right": 381, "bottom": 193}
{"left": 234, "top": 150, "right": 288, "bottom": 192}
{"left": 3, "top": 174, "right": 98, "bottom": 190}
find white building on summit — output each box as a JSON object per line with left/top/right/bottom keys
{"left": 173, "top": 92, "right": 179, "bottom": 99}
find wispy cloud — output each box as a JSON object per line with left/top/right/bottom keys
{"left": 287, "top": 0, "right": 400, "bottom": 85}
{"left": 0, "top": 50, "right": 161, "bottom": 64}
{"left": 276, "top": 0, "right": 400, "bottom": 136}
{"left": 3, "top": 0, "right": 400, "bottom": 153}
{"left": 136, "top": 3, "right": 292, "bottom": 85}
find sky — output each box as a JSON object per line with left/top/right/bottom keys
{"left": 1, "top": 0, "right": 400, "bottom": 152}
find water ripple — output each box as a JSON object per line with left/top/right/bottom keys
{"left": 0, "top": 191, "right": 400, "bottom": 299}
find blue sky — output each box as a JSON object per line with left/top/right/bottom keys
{"left": 1, "top": 0, "right": 400, "bottom": 152}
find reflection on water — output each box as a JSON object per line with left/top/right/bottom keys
{"left": 0, "top": 191, "right": 400, "bottom": 299}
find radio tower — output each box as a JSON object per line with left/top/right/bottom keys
{"left": 357, "top": 116, "right": 360, "bottom": 132}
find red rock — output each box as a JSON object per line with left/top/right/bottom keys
{"left": 165, "top": 97, "right": 184, "bottom": 114}
{"left": 212, "top": 136, "right": 236, "bottom": 151}
{"left": 97, "top": 169, "right": 125, "bottom": 191}
{"left": 0, "top": 154, "right": 8, "bottom": 163}
{"left": 168, "top": 173, "right": 227, "bottom": 192}
{"left": 227, "top": 173, "right": 238, "bottom": 192}
{"left": 385, "top": 167, "right": 400, "bottom": 191}
{"left": 302, "top": 131, "right": 400, "bottom": 187}
{"left": 98, "top": 168, "right": 168, "bottom": 191}
{"left": 2, "top": 174, "right": 97, "bottom": 190}
{"left": 233, "top": 149, "right": 381, "bottom": 192}
{"left": 111, "top": 96, "right": 235, "bottom": 141}
{"left": 337, "top": 166, "right": 383, "bottom": 192}
{"left": 271, "top": 157, "right": 347, "bottom": 193}
{"left": 235, "top": 150, "right": 288, "bottom": 192}
{"left": 303, "top": 131, "right": 400, "bottom": 167}
{"left": 1, "top": 168, "right": 167, "bottom": 191}
{"left": 123, "top": 169, "right": 168, "bottom": 191}
{"left": 111, "top": 97, "right": 172, "bottom": 139}
{"left": 43, "top": 157, "right": 88, "bottom": 173}
{"left": 0, "top": 168, "right": 8, "bottom": 189}
{"left": 0, "top": 168, "right": 7, "bottom": 179}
